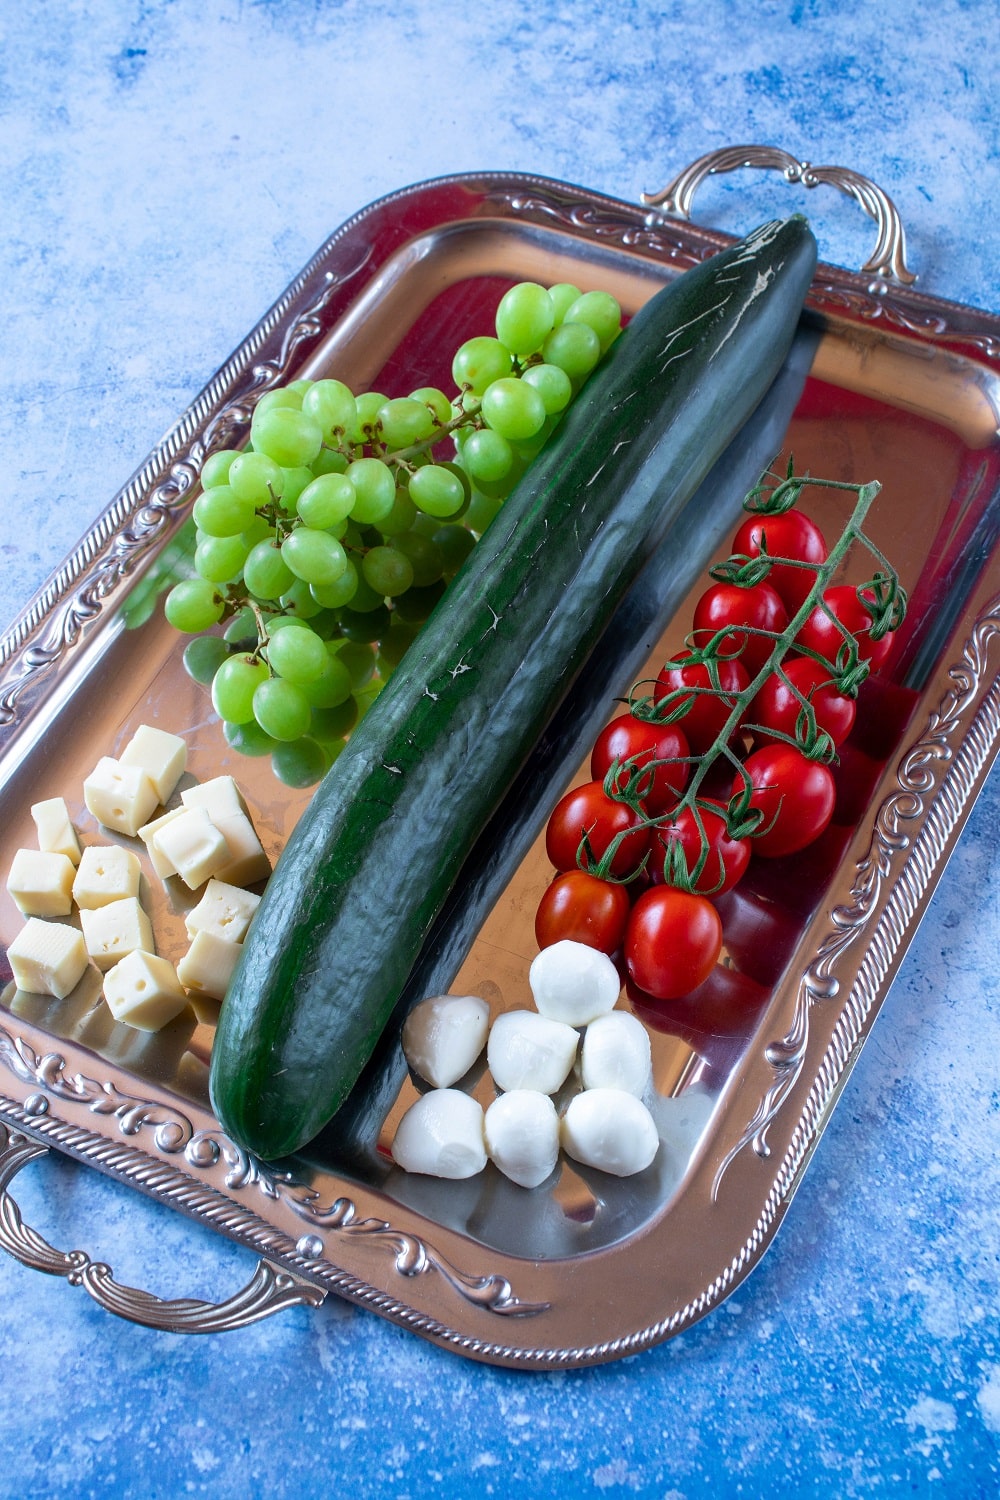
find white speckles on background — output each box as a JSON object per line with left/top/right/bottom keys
{"left": 2, "top": 1, "right": 1000, "bottom": 1496}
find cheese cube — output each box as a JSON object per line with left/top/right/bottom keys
{"left": 137, "top": 806, "right": 187, "bottom": 879}
{"left": 80, "top": 897, "right": 154, "bottom": 972}
{"left": 103, "top": 950, "right": 189, "bottom": 1032}
{"left": 181, "top": 775, "right": 247, "bottom": 819}
{"left": 72, "top": 844, "right": 142, "bottom": 909}
{"left": 119, "top": 724, "right": 187, "bottom": 804}
{"left": 177, "top": 929, "right": 242, "bottom": 1001}
{"left": 83, "top": 757, "right": 159, "bottom": 837}
{"left": 149, "top": 806, "right": 231, "bottom": 890}
{"left": 6, "top": 848, "right": 77, "bottom": 917}
{"left": 211, "top": 812, "right": 270, "bottom": 887}
{"left": 7, "top": 918, "right": 90, "bottom": 999}
{"left": 184, "top": 879, "right": 261, "bottom": 942}
{"left": 31, "top": 798, "right": 82, "bottom": 865}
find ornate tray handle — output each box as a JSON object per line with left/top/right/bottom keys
{"left": 0, "top": 1126, "right": 327, "bottom": 1332}
{"left": 641, "top": 144, "right": 917, "bottom": 286}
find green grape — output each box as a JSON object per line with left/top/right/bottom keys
{"left": 563, "top": 289, "right": 622, "bottom": 351}
{"left": 301, "top": 653, "right": 353, "bottom": 707}
{"left": 309, "top": 559, "right": 360, "bottom": 609}
{"left": 280, "top": 579, "right": 326, "bottom": 619}
{"left": 495, "top": 282, "right": 554, "bottom": 355}
{"left": 354, "top": 678, "right": 386, "bottom": 718}
{"left": 265, "top": 623, "right": 328, "bottom": 684}
{"left": 182, "top": 634, "right": 231, "bottom": 685}
{"left": 409, "top": 386, "right": 453, "bottom": 425}
{"left": 224, "top": 606, "right": 261, "bottom": 649}
{"left": 212, "top": 654, "right": 270, "bottom": 723}
{"left": 480, "top": 378, "right": 547, "bottom": 442}
{"left": 378, "top": 486, "right": 419, "bottom": 537}
{"left": 548, "top": 282, "right": 582, "bottom": 326}
{"left": 223, "top": 719, "right": 278, "bottom": 757}
{"left": 296, "top": 473, "right": 356, "bottom": 529}
{"left": 466, "top": 489, "right": 504, "bottom": 533}
{"left": 243, "top": 539, "right": 296, "bottom": 600}
{"left": 433, "top": 523, "right": 476, "bottom": 574}
{"left": 514, "top": 415, "right": 558, "bottom": 462}
{"left": 305, "top": 609, "right": 341, "bottom": 642}
{"left": 311, "top": 446, "right": 349, "bottom": 477}
{"left": 393, "top": 530, "right": 444, "bottom": 587}
{"left": 342, "top": 572, "right": 385, "bottom": 612}
{"left": 520, "top": 362, "right": 572, "bottom": 414}
{"left": 194, "top": 533, "right": 250, "bottom": 583}
{"left": 252, "top": 677, "right": 312, "bottom": 741}
{"left": 451, "top": 336, "right": 513, "bottom": 396}
{"left": 542, "top": 321, "right": 602, "bottom": 380}
{"left": 277, "top": 466, "right": 316, "bottom": 515}
{"left": 202, "top": 449, "right": 240, "bottom": 489}
{"left": 287, "top": 378, "right": 313, "bottom": 396}
{"left": 254, "top": 387, "right": 303, "bottom": 417}
{"left": 165, "top": 579, "right": 226, "bottom": 633}
{"left": 334, "top": 640, "right": 376, "bottom": 688}
{"left": 311, "top": 697, "right": 358, "bottom": 740}
{"left": 346, "top": 458, "right": 396, "bottom": 523}
{"left": 271, "top": 737, "right": 328, "bottom": 789}
{"left": 350, "top": 391, "right": 387, "bottom": 446}
{"left": 337, "top": 603, "right": 391, "bottom": 642}
{"left": 242, "top": 515, "right": 273, "bottom": 548}
{"left": 461, "top": 428, "right": 514, "bottom": 484}
{"left": 251, "top": 405, "right": 323, "bottom": 468}
{"left": 362, "top": 545, "right": 415, "bottom": 598}
{"left": 302, "top": 379, "right": 357, "bottom": 441}
{"left": 408, "top": 463, "right": 467, "bottom": 518}
{"left": 193, "top": 485, "right": 257, "bottom": 538}
{"left": 376, "top": 396, "right": 437, "bottom": 450}
{"left": 281, "top": 527, "right": 349, "bottom": 587}
{"left": 393, "top": 579, "right": 447, "bottom": 622}
{"left": 229, "top": 451, "right": 285, "bottom": 506}
{"left": 376, "top": 619, "right": 420, "bottom": 670}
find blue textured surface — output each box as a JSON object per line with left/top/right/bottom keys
{"left": 2, "top": 2, "right": 999, "bottom": 1495}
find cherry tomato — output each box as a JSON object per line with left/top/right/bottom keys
{"left": 648, "top": 801, "right": 750, "bottom": 896}
{"left": 624, "top": 887, "right": 723, "bottom": 999}
{"left": 545, "top": 779, "right": 650, "bottom": 878}
{"left": 654, "top": 652, "right": 749, "bottom": 756}
{"left": 794, "top": 583, "right": 895, "bottom": 669}
{"left": 734, "top": 745, "right": 836, "bottom": 858}
{"left": 750, "top": 655, "right": 856, "bottom": 748}
{"left": 590, "top": 713, "right": 690, "bottom": 815}
{"left": 691, "top": 579, "right": 788, "bottom": 679}
{"left": 732, "top": 510, "right": 828, "bottom": 613}
{"left": 534, "top": 870, "right": 631, "bottom": 955}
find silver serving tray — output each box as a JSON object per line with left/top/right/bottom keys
{"left": 3, "top": 154, "right": 1000, "bottom": 1368}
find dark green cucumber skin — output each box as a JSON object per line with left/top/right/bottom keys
{"left": 210, "top": 216, "right": 818, "bottom": 1160}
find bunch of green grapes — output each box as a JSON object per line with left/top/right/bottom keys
{"left": 165, "top": 281, "right": 623, "bottom": 788}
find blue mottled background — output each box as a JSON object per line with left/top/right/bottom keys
{"left": 2, "top": 2, "right": 999, "bottom": 1495}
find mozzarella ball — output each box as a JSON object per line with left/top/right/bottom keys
{"left": 560, "top": 1089, "right": 659, "bottom": 1177}
{"left": 485, "top": 1090, "right": 560, "bottom": 1189}
{"left": 528, "top": 939, "right": 621, "bottom": 1026}
{"left": 391, "top": 1089, "right": 487, "bottom": 1178}
{"left": 580, "top": 1011, "right": 652, "bottom": 1097}
{"left": 401, "top": 993, "right": 490, "bottom": 1088}
{"left": 487, "top": 1010, "right": 579, "bottom": 1094}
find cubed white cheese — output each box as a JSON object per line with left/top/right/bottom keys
{"left": 181, "top": 775, "right": 247, "bottom": 819}
{"left": 103, "top": 950, "right": 189, "bottom": 1032}
{"left": 71, "top": 843, "right": 142, "bottom": 909}
{"left": 210, "top": 811, "right": 270, "bottom": 887}
{"left": 30, "top": 797, "right": 81, "bottom": 865}
{"left": 149, "top": 806, "right": 231, "bottom": 890}
{"left": 137, "top": 806, "right": 188, "bottom": 879}
{"left": 119, "top": 724, "right": 187, "bottom": 804}
{"left": 82, "top": 756, "right": 159, "bottom": 837}
{"left": 80, "top": 896, "right": 154, "bottom": 972}
{"left": 486, "top": 1010, "right": 579, "bottom": 1095}
{"left": 176, "top": 929, "right": 242, "bottom": 1000}
{"left": 184, "top": 879, "right": 260, "bottom": 942}
{"left": 6, "top": 848, "right": 76, "bottom": 917}
{"left": 7, "top": 918, "right": 90, "bottom": 999}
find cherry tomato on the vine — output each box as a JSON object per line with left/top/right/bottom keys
{"left": 654, "top": 652, "right": 749, "bottom": 756}
{"left": 731, "top": 510, "right": 828, "bottom": 614}
{"left": 590, "top": 713, "right": 690, "bottom": 815}
{"left": 691, "top": 579, "right": 789, "bottom": 679}
{"left": 750, "top": 655, "right": 856, "bottom": 749}
{"left": 545, "top": 779, "right": 650, "bottom": 879}
{"left": 648, "top": 801, "right": 750, "bottom": 897}
{"left": 534, "top": 870, "right": 631, "bottom": 955}
{"left": 794, "top": 583, "right": 895, "bottom": 669}
{"left": 624, "top": 886, "right": 723, "bottom": 999}
{"left": 734, "top": 744, "right": 836, "bottom": 858}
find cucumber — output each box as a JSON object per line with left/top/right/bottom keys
{"left": 210, "top": 216, "right": 818, "bottom": 1160}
